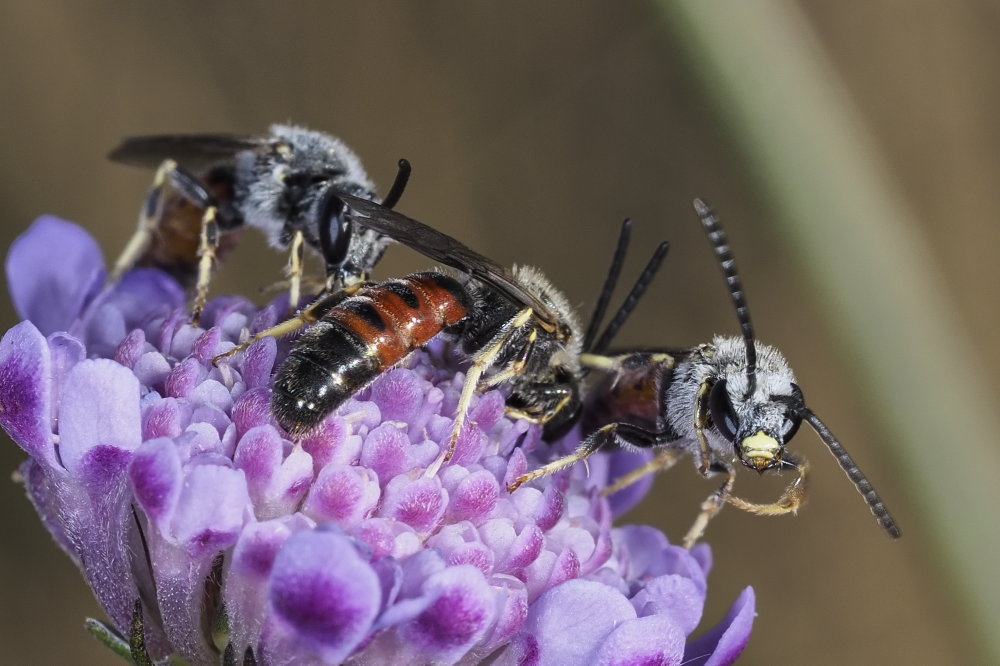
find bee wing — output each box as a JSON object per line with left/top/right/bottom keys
{"left": 108, "top": 133, "right": 271, "bottom": 170}
{"left": 339, "top": 194, "right": 562, "bottom": 325}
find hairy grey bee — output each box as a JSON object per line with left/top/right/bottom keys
{"left": 108, "top": 123, "right": 411, "bottom": 321}
{"left": 512, "top": 199, "right": 900, "bottom": 548}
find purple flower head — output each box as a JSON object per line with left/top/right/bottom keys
{"left": 2, "top": 217, "right": 754, "bottom": 664}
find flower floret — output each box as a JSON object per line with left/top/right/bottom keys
{"left": 1, "top": 217, "right": 754, "bottom": 665}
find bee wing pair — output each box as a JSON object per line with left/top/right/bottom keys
{"left": 336, "top": 193, "right": 564, "bottom": 328}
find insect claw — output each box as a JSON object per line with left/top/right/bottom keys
{"left": 506, "top": 476, "right": 526, "bottom": 493}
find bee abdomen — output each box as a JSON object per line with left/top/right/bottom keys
{"left": 328, "top": 273, "right": 469, "bottom": 363}
{"left": 271, "top": 272, "right": 469, "bottom": 434}
{"left": 271, "top": 320, "right": 375, "bottom": 434}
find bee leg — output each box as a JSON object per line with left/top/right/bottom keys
{"left": 285, "top": 230, "right": 306, "bottom": 313}
{"left": 109, "top": 160, "right": 176, "bottom": 284}
{"left": 722, "top": 451, "right": 810, "bottom": 517}
{"left": 682, "top": 462, "right": 737, "bottom": 549}
{"left": 191, "top": 206, "right": 220, "bottom": 325}
{"left": 508, "top": 421, "right": 674, "bottom": 491}
{"left": 211, "top": 285, "right": 359, "bottom": 365}
{"left": 507, "top": 423, "right": 616, "bottom": 491}
{"left": 444, "top": 308, "right": 535, "bottom": 462}
{"left": 504, "top": 391, "right": 572, "bottom": 424}
{"left": 112, "top": 159, "right": 217, "bottom": 289}
{"left": 481, "top": 329, "right": 536, "bottom": 390}
{"left": 693, "top": 378, "right": 713, "bottom": 475}
{"left": 258, "top": 275, "right": 326, "bottom": 298}
{"left": 600, "top": 448, "right": 683, "bottom": 497}
{"left": 681, "top": 381, "right": 735, "bottom": 549}
{"left": 580, "top": 351, "right": 676, "bottom": 374}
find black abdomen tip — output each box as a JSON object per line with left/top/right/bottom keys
{"left": 271, "top": 352, "right": 351, "bottom": 435}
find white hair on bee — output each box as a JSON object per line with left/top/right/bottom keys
{"left": 511, "top": 264, "right": 584, "bottom": 363}
{"left": 235, "top": 123, "right": 376, "bottom": 249}
{"left": 710, "top": 336, "right": 797, "bottom": 401}
{"left": 270, "top": 123, "right": 374, "bottom": 192}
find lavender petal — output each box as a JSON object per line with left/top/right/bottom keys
{"left": 6, "top": 216, "right": 104, "bottom": 334}
{"left": 683, "top": 587, "right": 756, "bottom": 666}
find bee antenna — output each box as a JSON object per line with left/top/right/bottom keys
{"left": 799, "top": 406, "right": 901, "bottom": 538}
{"left": 583, "top": 219, "right": 632, "bottom": 351}
{"left": 591, "top": 239, "right": 670, "bottom": 355}
{"left": 693, "top": 198, "right": 757, "bottom": 396}
{"left": 380, "top": 158, "right": 412, "bottom": 210}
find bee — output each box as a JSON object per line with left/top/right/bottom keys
{"left": 265, "top": 192, "right": 589, "bottom": 460}
{"left": 510, "top": 199, "right": 900, "bottom": 548}
{"left": 108, "top": 124, "right": 412, "bottom": 321}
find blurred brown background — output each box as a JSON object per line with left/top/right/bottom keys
{"left": 0, "top": 2, "right": 995, "bottom": 664}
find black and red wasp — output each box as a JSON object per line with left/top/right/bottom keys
{"left": 256, "top": 192, "right": 594, "bottom": 460}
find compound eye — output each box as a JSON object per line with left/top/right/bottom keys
{"left": 783, "top": 414, "right": 802, "bottom": 441}
{"left": 781, "top": 383, "right": 805, "bottom": 441}
{"left": 708, "top": 379, "right": 738, "bottom": 442}
{"left": 317, "top": 191, "right": 352, "bottom": 270}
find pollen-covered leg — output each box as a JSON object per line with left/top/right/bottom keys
{"left": 110, "top": 160, "right": 177, "bottom": 284}
{"left": 259, "top": 275, "right": 327, "bottom": 298}
{"left": 444, "top": 307, "right": 535, "bottom": 462}
{"left": 443, "top": 363, "right": 486, "bottom": 462}
{"left": 723, "top": 452, "right": 810, "bottom": 517}
{"left": 481, "top": 329, "right": 535, "bottom": 389}
{"left": 580, "top": 351, "right": 675, "bottom": 383}
{"left": 211, "top": 286, "right": 358, "bottom": 365}
{"left": 600, "top": 448, "right": 683, "bottom": 497}
{"left": 504, "top": 391, "right": 572, "bottom": 424}
{"left": 285, "top": 229, "right": 306, "bottom": 313}
{"left": 507, "top": 423, "right": 614, "bottom": 491}
{"left": 191, "top": 206, "right": 220, "bottom": 325}
{"left": 682, "top": 463, "right": 737, "bottom": 550}
{"left": 509, "top": 420, "right": 673, "bottom": 491}
{"left": 693, "top": 379, "right": 713, "bottom": 475}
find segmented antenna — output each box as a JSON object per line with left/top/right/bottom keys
{"left": 800, "top": 407, "right": 901, "bottom": 538}
{"left": 591, "top": 240, "right": 670, "bottom": 355}
{"left": 583, "top": 219, "right": 633, "bottom": 352}
{"left": 380, "top": 158, "right": 412, "bottom": 210}
{"left": 693, "top": 198, "right": 757, "bottom": 396}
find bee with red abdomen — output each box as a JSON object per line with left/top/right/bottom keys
{"left": 264, "top": 193, "right": 586, "bottom": 459}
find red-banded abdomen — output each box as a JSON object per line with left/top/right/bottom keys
{"left": 271, "top": 272, "right": 470, "bottom": 434}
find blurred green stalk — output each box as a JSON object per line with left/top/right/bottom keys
{"left": 657, "top": 1, "right": 1000, "bottom": 662}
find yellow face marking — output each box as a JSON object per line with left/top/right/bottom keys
{"left": 740, "top": 430, "right": 781, "bottom": 470}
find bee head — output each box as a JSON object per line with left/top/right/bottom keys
{"left": 693, "top": 199, "right": 900, "bottom": 537}
{"left": 705, "top": 343, "right": 804, "bottom": 473}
